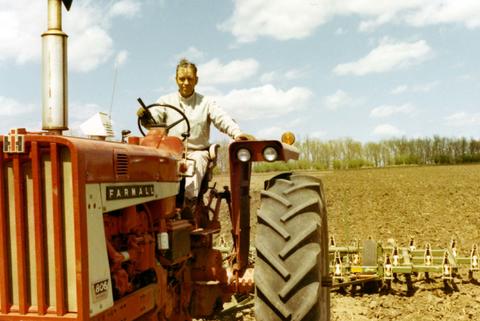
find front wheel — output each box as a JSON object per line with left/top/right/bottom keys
{"left": 255, "top": 173, "right": 330, "bottom": 321}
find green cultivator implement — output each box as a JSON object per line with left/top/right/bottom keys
{"left": 329, "top": 236, "right": 480, "bottom": 292}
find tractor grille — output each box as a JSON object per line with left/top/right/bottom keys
{"left": 0, "top": 141, "right": 77, "bottom": 317}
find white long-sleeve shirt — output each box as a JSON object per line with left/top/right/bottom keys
{"left": 148, "top": 92, "right": 242, "bottom": 150}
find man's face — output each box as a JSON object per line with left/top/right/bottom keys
{"left": 176, "top": 66, "right": 198, "bottom": 98}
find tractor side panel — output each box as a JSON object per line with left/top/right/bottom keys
{"left": 85, "top": 184, "right": 113, "bottom": 317}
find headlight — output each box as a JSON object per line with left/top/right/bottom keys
{"left": 237, "top": 148, "right": 251, "bottom": 162}
{"left": 263, "top": 147, "right": 278, "bottom": 162}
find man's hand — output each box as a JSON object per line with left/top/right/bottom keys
{"left": 235, "top": 133, "right": 256, "bottom": 141}
{"left": 137, "top": 107, "right": 155, "bottom": 129}
{"left": 136, "top": 107, "right": 147, "bottom": 118}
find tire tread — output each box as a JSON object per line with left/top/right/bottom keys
{"left": 255, "top": 174, "right": 329, "bottom": 321}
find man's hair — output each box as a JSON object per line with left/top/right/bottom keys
{"left": 176, "top": 58, "right": 197, "bottom": 76}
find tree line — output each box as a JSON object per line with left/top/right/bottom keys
{"left": 295, "top": 136, "right": 480, "bottom": 170}
{"left": 214, "top": 136, "right": 480, "bottom": 173}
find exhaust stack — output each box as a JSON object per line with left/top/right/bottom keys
{"left": 42, "top": 0, "right": 72, "bottom": 134}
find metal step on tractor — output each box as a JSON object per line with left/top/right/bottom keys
{"left": 0, "top": 1, "right": 330, "bottom": 320}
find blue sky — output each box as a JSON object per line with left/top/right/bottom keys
{"left": 1, "top": 0, "right": 480, "bottom": 142}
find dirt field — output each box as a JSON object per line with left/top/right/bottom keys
{"left": 211, "top": 164, "right": 480, "bottom": 320}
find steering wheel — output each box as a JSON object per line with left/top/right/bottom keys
{"left": 137, "top": 101, "right": 191, "bottom": 140}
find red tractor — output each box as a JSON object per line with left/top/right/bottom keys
{"left": 0, "top": 1, "right": 329, "bottom": 320}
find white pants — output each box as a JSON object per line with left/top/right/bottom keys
{"left": 185, "top": 150, "right": 210, "bottom": 199}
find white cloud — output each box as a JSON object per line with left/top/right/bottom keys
{"left": 323, "top": 90, "right": 352, "bottom": 110}
{"left": 256, "top": 126, "right": 285, "bottom": 140}
{"left": 337, "top": 1, "right": 423, "bottom": 17}
{"left": 216, "top": 85, "right": 312, "bottom": 120}
{"left": 0, "top": 96, "right": 39, "bottom": 133}
{"left": 391, "top": 82, "right": 438, "bottom": 94}
{"left": 68, "top": 26, "right": 113, "bottom": 72}
{"left": 373, "top": 124, "right": 404, "bottom": 137}
{"left": 175, "top": 46, "right": 205, "bottom": 62}
{"left": 310, "top": 130, "right": 327, "bottom": 139}
{"left": 334, "top": 38, "right": 432, "bottom": 76}
{"left": 458, "top": 74, "right": 475, "bottom": 81}
{"left": 260, "top": 72, "right": 276, "bottom": 84}
{"left": 219, "top": 0, "right": 332, "bottom": 43}
{"left": 287, "top": 117, "right": 305, "bottom": 127}
{"left": 65, "top": 1, "right": 141, "bottom": 72}
{"left": 198, "top": 58, "right": 259, "bottom": 85}
{"left": 195, "top": 86, "right": 224, "bottom": 97}
{"left": 285, "top": 68, "right": 308, "bottom": 80}
{"left": 412, "top": 81, "right": 439, "bottom": 92}
{"left": 406, "top": 1, "right": 480, "bottom": 29}
{"left": 259, "top": 68, "right": 307, "bottom": 84}
{"left": 370, "top": 103, "right": 415, "bottom": 118}
{"left": 221, "top": 1, "right": 480, "bottom": 42}
{"left": 391, "top": 85, "right": 408, "bottom": 94}
{"left": 444, "top": 112, "right": 480, "bottom": 127}
{"left": 108, "top": 0, "right": 141, "bottom": 19}
{"left": 0, "top": 96, "right": 35, "bottom": 116}
{"left": 0, "top": 1, "right": 43, "bottom": 64}
{"left": 358, "top": 13, "right": 397, "bottom": 32}
{"left": 0, "top": 0, "right": 141, "bottom": 72}
{"left": 346, "top": 2, "right": 425, "bottom": 31}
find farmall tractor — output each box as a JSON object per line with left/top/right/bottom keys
{"left": 0, "top": 1, "right": 329, "bottom": 320}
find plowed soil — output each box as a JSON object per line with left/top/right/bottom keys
{"left": 211, "top": 164, "right": 480, "bottom": 320}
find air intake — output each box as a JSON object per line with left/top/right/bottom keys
{"left": 115, "top": 153, "right": 129, "bottom": 177}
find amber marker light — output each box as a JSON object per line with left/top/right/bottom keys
{"left": 281, "top": 131, "right": 296, "bottom": 145}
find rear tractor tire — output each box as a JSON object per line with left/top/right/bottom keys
{"left": 255, "top": 174, "right": 330, "bottom": 321}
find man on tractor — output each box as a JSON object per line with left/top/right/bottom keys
{"left": 137, "top": 58, "right": 252, "bottom": 203}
